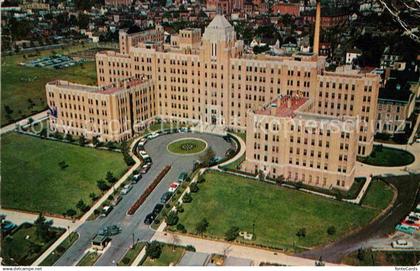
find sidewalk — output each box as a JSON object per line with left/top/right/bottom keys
{"left": 1, "top": 110, "right": 48, "bottom": 135}
{"left": 151, "top": 231, "right": 341, "bottom": 266}
{"left": 31, "top": 136, "right": 143, "bottom": 266}
{"left": 0, "top": 208, "right": 73, "bottom": 229}
{"left": 343, "top": 176, "right": 372, "bottom": 204}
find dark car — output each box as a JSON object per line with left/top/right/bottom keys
{"left": 160, "top": 192, "right": 173, "bottom": 204}
{"left": 152, "top": 204, "right": 164, "bottom": 215}
{"left": 144, "top": 213, "right": 155, "bottom": 225}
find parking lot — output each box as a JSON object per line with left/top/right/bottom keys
{"left": 21, "top": 54, "right": 85, "bottom": 69}
{"left": 54, "top": 132, "right": 234, "bottom": 266}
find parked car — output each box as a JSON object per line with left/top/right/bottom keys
{"left": 395, "top": 224, "right": 416, "bottom": 235}
{"left": 140, "top": 164, "right": 151, "bottom": 174}
{"left": 409, "top": 212, "right": 420, "bottom": 220}
{"left": 392, "top": 239, "right": 413, "bottom": 249}
{"left": 152, "top": 204, "right": 164, "bottom": 216}
{"left": 98, "top": 225, "right": 122, "bottom": 236}
{"left": 179, "top": 127, "right": 189, "bottom": 133}
{"left": 160, "top": 192, "right": 173, "bottom": 204}
{"left": 147, "top": 132, "right": 159, "bottom": 139}
{"left": 1, "top": 220, "right": 16, "bottom": 235}
{"left": 178, "top": 172, "right": 188, "bottom": 182}
{"left": 111, "top": 195, "right": 122, "bottom": 206}
{"left": 101, "top": 205, "right": 113, "bottom": 217}
{"left": 168, "top": 182, "right": 180, "bottom": 193}
{"left": 132, "top": 174, "right": 142, "bottom": 184}
{"left": 144, "top": 213, "right": 155, "bottom": 225}
{"left": 121, "top": 184, "right": 133, "bottom": 195}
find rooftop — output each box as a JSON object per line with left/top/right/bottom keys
{"left": 378, "top": 79, "right": 413, "bottom": 103}
{"left": 255, "top": 95, "right": 308, "bottom": 118}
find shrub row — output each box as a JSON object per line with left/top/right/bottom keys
{"left": 127, "top": 165, "right": 171, "bottom": 215}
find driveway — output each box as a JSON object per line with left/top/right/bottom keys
{"left": 297, "top": 174, "right": 420, "bottom": 263}
{"left": 54, "top": 132, "right": 234, "bottom": 266}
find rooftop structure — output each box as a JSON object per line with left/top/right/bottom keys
{"left": 255, "top": 95, "right": 308, "bottom": 118}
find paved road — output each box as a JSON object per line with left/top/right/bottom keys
{"left": 0, "top": 110, "right": 48, "bottom": 134}
{"left": 298, "top": 174, "right": 420, "bottom": 263}
{"left": 54, "top": 132, "right": 234, "bottom": 266}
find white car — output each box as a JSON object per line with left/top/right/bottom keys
{"left": 147, "top": 132, "right": 159, "bottom": 139}
{"left": 392, "top": 239, "right": 413, "bottom": 249}
{"left": 409, "top": 212, "right": 420, "bottom": 220}
{"left": 168, "top": 182, "right": 180, "bottom": 193}
{"left": 121, "top": 184, "right": 132, "bottom": 195}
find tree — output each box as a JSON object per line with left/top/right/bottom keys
{"left": 89, "top": 192, "right": 98, "bottom": 201}
{"left": 224, "top": 226, "right": 240, "bottom": 241}
{"left": 34, "top": 213, "right": 52, "bottom": 241}
{"left": 65, "top": 133, "right": 73, "bottom": 142}
{"left": 146, "top": 241, "right": 162, "bottom": 259}
{"left": 66, "top": 209, "right": 77, "bottom": 218}
{"left": 79, "top": 135, "right": 86, "bottom": 146}
{"left": 97, "top": 180, "right": 109, "bottom": 191}
{"left": 39, "top": 128, "right": 48, "bottom": 138}
{"left": 28, "top": 117, "right": 34, "bottom": 124}
{"left": 106, "top": 171, "right": 116, "bottom": 184}
{"left": 327, "top": 226, "right": 336, "bottom": 236}
{"left": 76, "top": 199, "right": 88, "bottom": 212}
{"left": 199, "top": 147, "right": 215, "bottom": 167}
{"left": 92, "top": 135, "right": 100, "bottom": 147}
{"left": 296, "top": 228, "right": 306, "bottom": 238}
{"left": 195, "top": 218, "right": 209, "bottom": 235}
{"left": 166, "top": 211, "right": 179, "bottom": 226}
{"left": 176, "top": 223, "right": 186, "bottom": 233}
{"left": 357, "top": 248, "right": 366, "bottom": 261}
{"left": 190, "top": 183, "right": 199, "bottom": 193}
{"left": 4, "top": 105, "right": 13, "bottom": 115}
{"left": 183, "top": 193, "right": 192, "bottom": 203}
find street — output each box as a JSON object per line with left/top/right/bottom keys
{"left": 54, "top": 132, "right": 234, "bottom": 266}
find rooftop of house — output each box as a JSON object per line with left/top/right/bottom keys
{"left": 255, "top": 95, "right": 308, "bottom": 118}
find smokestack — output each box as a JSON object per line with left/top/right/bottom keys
{"left": 313, "top": 0, "right": 321, "bottom": 55}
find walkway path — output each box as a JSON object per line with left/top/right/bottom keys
{"left": 1, "top": 110, "right": 48, "bottom": 135}
{"left": 343, "top": 176, "right": 372, "bottom": 204}
{"left": 151, "top": 231, "right": 340, "bottom": 266}
{"left": 31, "top": 137, "right": 142, "bottom": 266}
{"left": 0, "top": 208, "right": 73, "bottom": 229}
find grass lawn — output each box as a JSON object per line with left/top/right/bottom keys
{"left": 342, "top": 249, "right": 420, "bottom": 266}
{"left": 118, "top": 242, "right": 145, "bottom": 266}
{"left": 1, "top": 47, "right": 98, "bottom": 126}
{"left": 77, "top": 251, "right": 100, "bottom": 266}
{"left": 177, "top": 171, "right": 383, "bottom": 250}
{"left": 40, "top": 232, "right": 79, "bottom": 266}
{"left": 1, "top": 223, "right": 65, "bottom": 266}
{"left": 1, "top": 132, "right": 128, "bottom": 216}
{"left": 142, "top": 245, "right": 185, "bottom": 266}
{"left": 361, "top": 179, "right": 394, "bottom": 210}
{"left": 357, "top": 145, "right": 415, "bottom": 167}
{"left": 167, "top": 139, "right": 207, "bottom": 154}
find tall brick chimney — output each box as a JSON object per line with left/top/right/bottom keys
{"left": 313, "top": 0, "right": 321, "bottom": 55}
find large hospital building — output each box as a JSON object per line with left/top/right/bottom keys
{"left": 46, "top": 8, "right": 380, "bottom": 190}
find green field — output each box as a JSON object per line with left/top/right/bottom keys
{"left": 1, "top": 132, "right": 128, "bottom": 215}
{"left": 361, "top": 179, "right": 394, "bottom": 210}
{"left": 77, "top": 251, "right": 99, "bottom": 266}
{"left": 357, "top": 145, "right": 415, "bottom": 167}
{"left": 142, "top": 245, "right": 185, "bottom": 266}
{"left": 118, "top": 242, "right": 145, "bottom": 266}
{"left": 177, "top": 171, "right": 385, "bottom": 249}
{"left": 40, "top": 232, "right": 79, "bottom": 266}
{"left": 167, "top": 139, "right": 207, "bottom": 155}
{"left": 1, "top": 223, "right": 64, "bottom": 266}
{"left": 1, "top": 45, "right": 99, "bottom": 126}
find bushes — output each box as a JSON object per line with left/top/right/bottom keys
{"left": 183, "top": 193, "right": 192, "bottom": 203}
{"left": 327, "top": 226, "right": 336, "bottom": 235}
{"left": 176, "top": 223, "right": 186, "bottom": 233}
{"left": 146, "top": 241, "right": 162, "bottom": 259}
{"left": 166, "top": 211, "right": 179, "bottom": 226}
{"left": 127, "top": 165, "right": 171, "bottom": 215}
{"left": 224, "top": 226, "right": 240, "bottom": 241}
{"left": 190, "top": 183, "right": 199, "bottom": 193}
{"left": 195, "top": 218, "right": 209, "bottom": 235}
